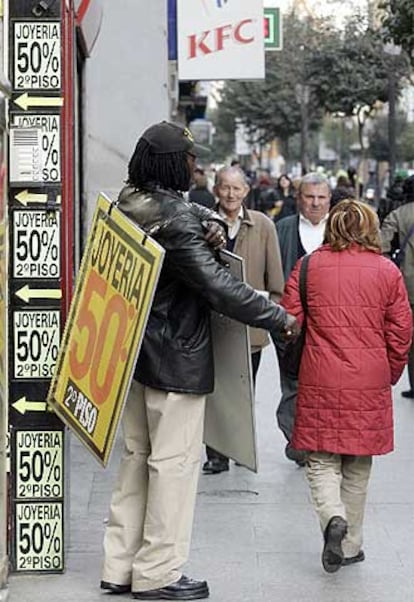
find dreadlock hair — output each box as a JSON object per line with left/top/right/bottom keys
{"left": 127, "top": 138, "right": 192, "bottom": 192}
{"left": 324, "top": 199, "right": 381, "bottom": 253}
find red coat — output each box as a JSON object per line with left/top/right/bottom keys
{"left": 281, "top": 244, "right": 412, "bottom": 456}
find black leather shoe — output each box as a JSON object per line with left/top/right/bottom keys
{"left": 401, "top": 390, "right": 414, "bottom": 399}
{"left": 101, "top": 580, "right": 131, "bottom": 594}
{"left": 133, "top": 575, "right": 209, "bottom": 600}
{"left": 322, "top": 516, "right": 348, "bottom": 573}
{"left": 342, "top": 550, "right": 365, "bottom": 566}
{"left": 202, "top": 459, "right": 229, "bottom": 474}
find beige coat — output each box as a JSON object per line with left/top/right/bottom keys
{"left": 231, "top": 207, "right": 284, "bottom": 352}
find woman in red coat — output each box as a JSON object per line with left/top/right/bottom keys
{"left": 281, "top": 200, "right": 412, "bottom": 574}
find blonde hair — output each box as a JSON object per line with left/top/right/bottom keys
{"left": 324, "top": 199, "right": 381, "bottom": 252}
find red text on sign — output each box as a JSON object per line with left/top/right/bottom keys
{"left": 188, "top": 19, "right": 254, "bottom": 59}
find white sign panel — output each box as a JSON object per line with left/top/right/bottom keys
{"left": 13, "top": 211, "right": 60, "bottom": 279}
{"left": 16, "top": 431, "right": 63, "bottom": 499}
{"left": 10, "top": 114, "right": 61, "bottom": 184}
{"left": 15, "top": 502, "right": 63, "bottom": 571}
{"left": 177, "top": 0, "right": 265, "bottom": 80}
{"left": 14, "top": 310, "right": 60, "bottom": 379}
{"left": 14, "top": 22, "right": 61, "bottom": 90}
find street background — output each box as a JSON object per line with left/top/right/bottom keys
{"left": 9, "top": 345, "right": 414, "bottom": 602}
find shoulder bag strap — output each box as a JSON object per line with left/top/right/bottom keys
{"left": 399, "top": 223, "right": 414, "bottom": 254}
{"left": 299, "top": 254, "right": 311, "bottom": 315}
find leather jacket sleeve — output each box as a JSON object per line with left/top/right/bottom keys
{"left": 159, "top": 210, "right": 288, "bottom": 336}
{"left": 190, "top": 202, "right": 228, "bottom": 235}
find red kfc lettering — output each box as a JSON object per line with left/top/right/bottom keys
{"left": 234, "top": 19, "right": 254, "bottom": 44}
{"left": 215, "top": 23, "right": 232, "bottom": 52}
{"left": 188, "top": 31, "right": 213, "bottom": 58}
{"left": 187, "top": 19, "right": 255, "bottom": 59}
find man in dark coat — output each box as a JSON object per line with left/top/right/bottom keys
{"left": 100, "top": 121, "right": 298, "bottom": 600}
{"left": 381, "top": 175, "right": 414, "bottom": 398}
{"left": 275, "top": 173, "right": 331, "bottom": 465}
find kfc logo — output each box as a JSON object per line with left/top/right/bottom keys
{"left": 188, "top": 19, "right": 255, "bottom": 59}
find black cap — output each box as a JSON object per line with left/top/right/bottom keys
{"left": 141, "top": 121, "right": 195, "bottom": 155}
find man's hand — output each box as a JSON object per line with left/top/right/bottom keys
{"left": 204, "top": 220, "right": 227, "bottom": 250}
{"left": 282, "top": 313, "right": 300, "bottom": 342}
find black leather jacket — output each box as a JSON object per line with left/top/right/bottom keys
{"left": 117, "top": 184, "right": 288, "bottom": 394}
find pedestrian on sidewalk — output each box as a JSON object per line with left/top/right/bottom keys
{"left": 275, "top": 172, "right": 331, "bottom": 466}
{"left": 100, "top": 121, "right": 299, "bottom": 600}
{"left": 281, "top": 199, "right": 412, "bottom": 573}
{"left": 202, "top": 166, "right": 284, "bottom": 475}
{"left": 380, "top": 174, "right": 414, "bottom": 399}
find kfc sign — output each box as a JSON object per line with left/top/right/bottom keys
{"left": 188, "top": 19, "right": 255, "bottom": 58}
{"left": 177, "top": 0, "right": 265, "bottom": 80}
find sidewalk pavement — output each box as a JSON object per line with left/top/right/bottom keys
{"left": 9, "top": 346, "right": 414, "bottom": 602}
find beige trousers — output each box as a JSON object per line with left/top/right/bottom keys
{"left": 102, "top": 380, "right": 206, "bottom": 592}
{"left": 305, "top": 452, "right": 372, "bottom": 558}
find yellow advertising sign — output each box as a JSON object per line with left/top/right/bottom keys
{"left": 48, "top": 194, "right": 164, "bottom": 465}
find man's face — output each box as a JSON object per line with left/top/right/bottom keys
{"left": 298, "top": 183, "right": 331, "bottom": 225}
{"left": 214, "top": 171, "right": 249, "bottom": 218}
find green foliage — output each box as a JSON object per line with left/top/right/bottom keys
{"left": 368, "top": 113, "right": 414, "bottom": 163}
{"left": 313, "top": 23, "right": 387, "bottom": 116}
{"left": 215, "top": 13, "right": 327, "bottom": 154}
{"left": 207, "top": 106, "right": 235, "bottom": 162}
{"left": 321, "top": 116, "right": 359, "bottom": 164}
{"left": 398, "top": 121, "right": 414, "bottom": 163}
{"left": 380, "top": 0, "right": 414, "bottom": 63}
{"left": 213, "top": 12, "right": 411, "bottom": 165}
{"left": 368, "top": 113, "right": 405, "bottom": 161}
{"left": 310, "top": 18, "right": 408, "bottom": 119}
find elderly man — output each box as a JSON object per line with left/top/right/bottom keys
{"left": 276, "top": 173, "right": 332, "bottom": 464}
{"left": 203, "top": 165, "right": 285, "bottom": 474}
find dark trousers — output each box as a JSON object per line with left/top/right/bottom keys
{"left": 206, "top": 350, "right": 262, "bottom": 463}
{"left": 276, "top": 371, "right": 298, "bottom": 442}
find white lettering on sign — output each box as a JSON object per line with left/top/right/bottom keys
{"left": 13, "top": 310, "right": 60, "bottom": 379}
{"left": 10, "top": 114, "right": 61, "bottom": 183}
{"left": 16, "top": 431, "right": 63, "bottom": 499}
{"left": 13, "top": 210, "right": 60, "bottom": 278}
{"left": 15, "top": 502, "right": 63, "bottom": 571}
{"left": 64, "top": 381, "right": 99, "bottom": 435}
{"left": 14, "top": 22, "right": 61, "bottom": 90}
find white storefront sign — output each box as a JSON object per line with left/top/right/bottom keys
{"left": 16, "top": 431, "right": 63, "bottom": 499}
{"left": 13, "top": 211, "right": 60, "bottom": 279}
{"left": 13, "top": 22, "right": 61, "bottom": 90}
{"left": 13, "top": 310, "right": 60, "bottom": 379}
{"left": 15, "top": 502, "right": 63, "bottom": 571}
{"left": 177, "top": 0, "right": 265, "bottom": 80}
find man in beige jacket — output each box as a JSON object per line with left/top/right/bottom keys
{"left": 203, "top": 166, "right": 285, "bottom": 474}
